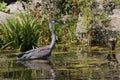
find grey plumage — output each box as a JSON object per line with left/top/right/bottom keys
{"left": 17, "top": 20, "right": 58, "bottom": 60}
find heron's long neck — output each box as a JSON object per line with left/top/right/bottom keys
{"left": 49, "top": 23, "right": 56, "bottom": 49}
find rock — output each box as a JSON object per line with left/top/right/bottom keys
{"left": 0, "top": 0, "right": 27, "bottom": 5}
{"left": 0, "top": 0, "right": 17, "bottom": 5}
{"left": 5, "top": 1, "right": 27, "bottom": 14}
{"left": 0, "top": 11, "right": 11, "bottom": 24}
{"left": 4, "top": 0, "right": 43, "bottom": 14}
{"left": 0, "top": 1, "right": 27, "bottom": 24}
{"left": 0, "top": 0, "right": 42, "bottom": 24}
{"left": 76, "top": 0, "right": 120, "bottom": 40}
{"left": 109, "top": 9, "right": 120, "bottom": 31}
{"left": 76, "top": 0, "right": 104, "bottom": 39}
{"left": 76, "top": 13, "right": 87, "bottom": 39}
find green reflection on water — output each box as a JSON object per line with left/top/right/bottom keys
{"left": 0, "top": 50, "right": 120, "bottom": 80}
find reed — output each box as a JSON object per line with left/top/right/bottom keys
{"left": 1, "top": 14, "right": 41, "bottom": 51}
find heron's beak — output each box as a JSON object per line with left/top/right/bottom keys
{"left": 57, "top": 20, "right": 65, "bottom": 28}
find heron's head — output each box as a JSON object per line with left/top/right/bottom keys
{"left": 50, "top": 20, "right": 59, "bottom": 24}
{"left": 49, "top": 20, "right": 64, "bottom": 30}
{"left": 50, "top": 20, "right": 64, "bottom": 26}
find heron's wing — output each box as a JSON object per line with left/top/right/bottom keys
{"left": 31, "top": 46, "right": 51, "bottom": 58}
{"left": 17, "top": 46, "right": 51, "bottom": 59}
{"left": 17, "top": 48, "right": 36, "bottom": 58}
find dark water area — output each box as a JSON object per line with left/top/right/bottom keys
{"left": 0, "top": 50, "right": 120, "bottom": 80}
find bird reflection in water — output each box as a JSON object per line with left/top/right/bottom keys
{"left": 17, "top": 60, "right": 56, "bottom": 80}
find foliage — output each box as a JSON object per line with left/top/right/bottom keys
{"left": 0, "top": 14, "right": 41, "bottom": 51}
{"left": 112, "top": 0, "right": 120, "bottom": 6}
{"left": 0, "top": 2, "right": 7, "bottom": 11}
{"left": 0, "top": 25, "right": 3, "bottom": 48}
{"left": 29, "top": 0, "right": 77, "bottom": 44}
{"left": 1, "top": 0, "right": 120, "bottom": 51}
{"left": 116, "top": 39, "right": 120, "bottom": 47}
{"left": 80, "top": 0, "right": 112, "bottom": 46}
{"left": 91, "top": 46, "right": 105, "bottom": 51}
{"left": 39, "top": 0, "right": 116, "bottom": 45}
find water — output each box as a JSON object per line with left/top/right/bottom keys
{"left": 0, "top": 50, "right": 120, "bottom": 80}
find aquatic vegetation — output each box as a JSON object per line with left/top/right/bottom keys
{"left": 91, "top": 46, "right": 106, "bottom": 51}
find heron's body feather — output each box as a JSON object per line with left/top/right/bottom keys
{"left": 17, "top": 46, "right": 52, "bottom": 60}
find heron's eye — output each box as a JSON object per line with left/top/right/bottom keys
{"left": 35, "top": 2, "right": 41, "bottom": 8}
{"left": 51, "top": 20, "right": 55, "bottom": 23}
{"left": 51, "top": 20, "right": 59, "bottom": 24}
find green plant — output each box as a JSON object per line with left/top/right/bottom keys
{"left": 0, "top": 25, "right": 3, "bottom": 48}
{"left": 1, "top": 14, "right": 41, "bottom": 51}
{"left": 0, "top": 2, "right": 7, "bottom": 11}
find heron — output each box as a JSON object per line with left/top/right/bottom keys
{"left": 17, "top": 20, "right": 59, "bottom": 60}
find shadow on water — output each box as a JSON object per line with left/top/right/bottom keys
{"left": 0, "top": 50, "right": 120, "bottom": 80}
{"left": 17, "top": 60, "right": 56, "bottom": 80}
{"left": 0, "top": 53, "right": 56, "bottom": 80}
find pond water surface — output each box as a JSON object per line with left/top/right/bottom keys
{"left": 0, "top": 49, "right": 120, "bottom": 80}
